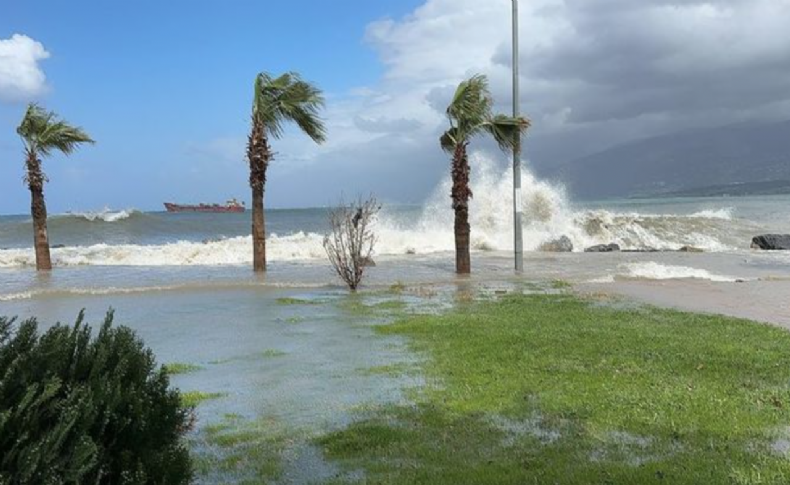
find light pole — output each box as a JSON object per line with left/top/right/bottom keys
{"left": 512, "top": 0, "right": 524, "bottom": 272}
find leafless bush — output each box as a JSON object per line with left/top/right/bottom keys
{"left": 323, "top": 196, "right": 381, "bottom": 291}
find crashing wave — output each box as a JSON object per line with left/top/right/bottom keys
{"left": 0, "top": 153, "right": 747, "bottom": 268}
{"left": 56, "top": 208, "right": 140, "bottom": 223}
{"left": 0, "top": 232, "right": 325, "bottom": 268}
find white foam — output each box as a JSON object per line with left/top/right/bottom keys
{"left": 0, "top": 232, "right": 326, "bottom": 268}
{"left": 587, "top": 275, "right": 616, "bottom": 284}
{"left": 0, "top": 153, "right": 740, "bottom": 268}
{"left": 621, "top": 262, "right": 739, "bottom": 282}
{"left": 0, "top": 291, "right": 33, "bottom": 302}
{"left": 58, "top": 207, "right": 138, "bottom": 222}
{"left": 688, "top": 208, "right": 733, "bottom": 220}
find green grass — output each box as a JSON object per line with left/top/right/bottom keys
{"left": 340, "top": 297, "right": 408, "bottom": 317}
{"left": 181, "top": 391, "right": 227, "bottom": 408}
{"left": 551, "top": 279, "right": 573, "bottom": 290}
{"left": 276, "top": 297, "right": 325, "bottom": 306}
{"left": 193, "top": 415, "right": 291, "bottom": 483}
{"left": 358, "top": 363, "right": 418, "bottom": 377}
{"left": 163, "top": 362, "right": 203, "bottom": 375}
{"left": 388, "top": 282, "right": 407, "bottom": 294}
{"left": 317, "top": 293, "right": 790, "bottom": 484}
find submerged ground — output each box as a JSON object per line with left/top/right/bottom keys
{"left": 144, "top": 285, "right": 790, "bottom": 484}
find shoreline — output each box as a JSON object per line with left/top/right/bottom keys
{"left": 580, "top": 279, "right": 790, "bottom": 329}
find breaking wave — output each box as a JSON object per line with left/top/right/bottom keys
{"left": 55, "top": 208, "right": 141, "bottom": 223}
{"left": 586, "top": 262, "right": 744, "bottom": 283}
{"left": 0, "top": 153, "right": 754, "bottom": 268}
{"left": 0, "top": 233, "right": 324, "bottom": 268}
{"left": 620, "top": 262, "right": 740, "bottom": 282}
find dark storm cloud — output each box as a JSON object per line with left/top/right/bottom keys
{"left": 492, "top": 0, "right": 790, "bottom": 125}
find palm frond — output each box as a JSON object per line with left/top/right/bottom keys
{"left": 17, "top": 103, "right": 94, "bottom": 157}
{"left": 446, "top": 74, "right": 492, "bottom": 133}
{"left": 440, "top": 128, "right": 459, "bottom": 154}
{"left": 252, "top": 71, "right": 326, "bottom": 143}
{"left": 442, "top": 74, "right": 533, "bottom": 158}
{"left": 16, "top": 104, "right": 51, "bottom": 148}
{"left": 482, "top": 114, "right": 532, "bottom": 152}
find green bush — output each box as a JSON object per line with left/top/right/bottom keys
{"left": 0, "top": 310, "right": 193, "bottom": 484}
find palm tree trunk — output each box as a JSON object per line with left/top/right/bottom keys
{"left": 248, "top": 116, "right": 271, "bottom": 272}
{"left": 252, "top": 184, "right": 266, "bottom": 272}
{"left": 454, "top": 203, "right": 471, "bottom": 274}
{"left": 452, "top": 144, "right": 472, "bottom": 274}
{"left": 26, "top": 151, "right": 52, "bottom": 271}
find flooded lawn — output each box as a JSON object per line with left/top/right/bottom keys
{"left": 7, "top": 283, "right": 790, "bottom": 484}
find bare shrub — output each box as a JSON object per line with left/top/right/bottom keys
{"left": 323, "top": 196, "right": 381, "bottom": 291}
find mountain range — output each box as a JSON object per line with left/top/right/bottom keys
{"left": 537, "top": 120, "right": 790, "bottom": 199}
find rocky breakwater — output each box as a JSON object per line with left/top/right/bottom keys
{"left": 751, "top": 235, "right": 790, "bottom": 250}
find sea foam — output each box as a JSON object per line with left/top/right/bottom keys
{"left": 621, "top": 262, "right": 739, "bottom": 282}
{"left": 57, "top": 208, "right": 139, "bottom": 223}
{"left": 0, "top": 153, "right": 743, "bottom": 268}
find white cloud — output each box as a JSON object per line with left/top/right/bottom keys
{"left": 0, "top": 34, "right": 50, "bottom": 103}
{"left": 220, "top": 0, "right": 790, "bottom": 205}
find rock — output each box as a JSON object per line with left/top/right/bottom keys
{"left": 751, "top": 234, "right": 790, "bottom": 250}
{"left": 585, "top": 243, "right": 621, "bottom": 253}
{"left": 360, "top": 257, "right": 376, "bottom": 267}
{"left": 539, "top": 236, "right": 574, "bottom": 253}
{"left": 622, "top": 248, "right": 660, "bottom": 253}
{"left": 678, "top": 246, "right": 703, "bottom": 253}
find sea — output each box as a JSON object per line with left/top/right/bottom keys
{"left": 2, "top": 153, "right": 790, "bottom": 297}
{"left": 3, "top": 153, "right": 790, "bottom": 482}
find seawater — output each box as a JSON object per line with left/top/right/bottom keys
{"left": 3, "top": 153, "right": 790, "bottom": 483}
{"left": 2, "top": 152, "right": 790, "bottom": 302}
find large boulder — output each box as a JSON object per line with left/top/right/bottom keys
{"left": 751, "top": 234, "right": 790, "bottom": 250}
{"left": 585, "top": 243, "right": 621, "bottom": 253}
{"left": 539, "top": 236, "right": 574, "bottom": 253}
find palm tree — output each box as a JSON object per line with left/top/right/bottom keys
{"left": 441, "top": 74, "right": 530, "bottom": 274}
{"left": 17, "top": 104, "right": 94, "bottom": 271}
{"left": 247, "top": 72, "right": 326, "bottom": 272}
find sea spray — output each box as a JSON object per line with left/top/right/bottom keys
{"left": 377, "top": 152, "right": 739, "bottom": 254}
{"left": 57, "top": 208, "right": 139, "bottom": 222}
{"left": 0, "top": 153, "right": 750, "bottom": 268}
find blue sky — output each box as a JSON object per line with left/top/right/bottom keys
{"left": 0, "top": 0, "right": 423, "bottom": 214}
{"left": 3, "top": 0, "right": 789, "bottom": 215}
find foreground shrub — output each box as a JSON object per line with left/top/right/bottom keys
{"left": 0, "top": 311, "right": 193, "bottom": 485}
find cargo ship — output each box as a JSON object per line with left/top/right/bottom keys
{"left": 164, "top": 199, "right": 245, "bottom": 213}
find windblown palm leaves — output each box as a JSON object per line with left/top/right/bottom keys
{"left": 17, "top": 104, "right": 94, "bottom": 271}
{"left": 247, "top": 72, "right": 326, "bottom": 272}
{"left": 441, "top": 74, "right": 530, "bottom": 274}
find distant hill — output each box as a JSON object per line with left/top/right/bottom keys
{"left": 540, "top": 120, "right": 790, "bottom": 199}
{"left": 638, "top": 180, "right": 790, "bottom": 199}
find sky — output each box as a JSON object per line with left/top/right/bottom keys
{"left": 2, "top": 0, "right": 790, "bottom": 214}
